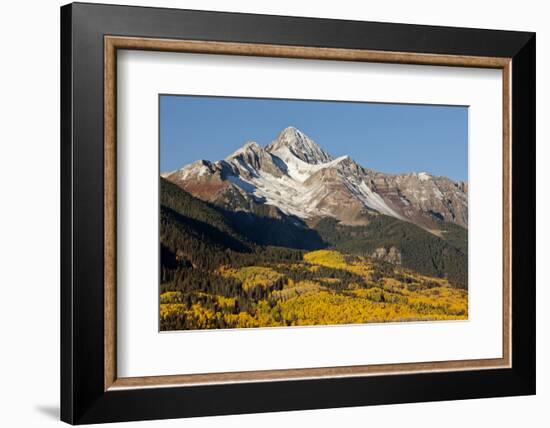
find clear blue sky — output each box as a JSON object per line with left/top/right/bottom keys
{"left": 160, "top": 95, "right": 468, "bottom": 181}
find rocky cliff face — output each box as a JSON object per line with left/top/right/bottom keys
{"left": 371, "top": 246, "right": 402, "bottom": 265}
{"left": 369, "top": 171, "right": 468, "bottom": 229}
{"left": 164, "top": 126, "right": 468, "bottom": 232}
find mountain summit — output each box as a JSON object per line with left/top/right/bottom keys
{"left": 165, "top": 127, "right": 468, "bottom": 230}
{"left": 266, "top": 126, "right": 333, "bottom": 165}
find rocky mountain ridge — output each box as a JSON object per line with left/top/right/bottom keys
{"left": 165, "top": 126, "right": 468, "bottom": 231}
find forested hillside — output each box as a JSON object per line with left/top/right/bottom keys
{"left": 312, "top": 216, "right": 468, "bottom": 288}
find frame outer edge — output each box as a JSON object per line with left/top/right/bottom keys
{"left": 60, "top": 3, "right": 75, "bottom": 424}
{"left": 73, "top": 2, "right": 533, "bottom": 57}
{"left": 510, "top": 33, "right": 536, "bottom": 392}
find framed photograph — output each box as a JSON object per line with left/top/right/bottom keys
{"left": 61, "top": 2, "right": 535, "bottom": 424}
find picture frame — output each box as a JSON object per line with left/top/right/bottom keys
{"left": 60, "top": 2, "right": 535, "bottom": 424}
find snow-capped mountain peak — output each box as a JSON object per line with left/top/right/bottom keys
{"left": 266, "top": 126, "right": 333, "bottom": 165}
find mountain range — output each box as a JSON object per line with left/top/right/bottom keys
{"left": 164, "top": 126, "right": 468, "bottom": 232}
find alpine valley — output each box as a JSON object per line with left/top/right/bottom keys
{"left": 160, "top": 126, "right": 468, "bottom": 331}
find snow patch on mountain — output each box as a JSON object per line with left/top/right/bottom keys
{"left": 226, "top": 174, "right": 256, "bottom": 194}
{"left": 418, "top": 172, "right": 431, "bottom": 181}
{"left": 356, "top": 181, "right": 404, "bottom": 219}
{"left": 271, "top": 146, "right": 349, "bottom": 183}
{"left": 218, "top": 140, "right": 400, "bottom": 220}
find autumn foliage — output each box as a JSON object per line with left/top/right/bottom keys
{"left": 160, "top": 249, "right": 467, "bottom": 330}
